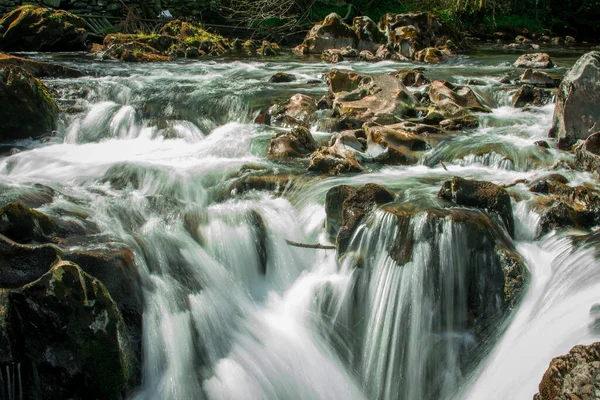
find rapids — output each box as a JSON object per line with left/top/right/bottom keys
{"left": 1, "top": 48, "right": 599, "bottom": 399}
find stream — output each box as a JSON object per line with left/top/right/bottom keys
{"left": 1, "top": 47, "right": 599, "bottom": 399}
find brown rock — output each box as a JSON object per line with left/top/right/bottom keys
{"left": 513, "top": 53, "right": 554, "bottom": 69}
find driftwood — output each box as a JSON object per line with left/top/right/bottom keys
{"left": 285, "top": 240, "right": 336, "bottom": 250}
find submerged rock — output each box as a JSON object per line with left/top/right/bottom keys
{"left": 0, "top": 65, "right": 59, "bottom": 141}
{"left": 269, "top": 72, "right": 296, "bottom": 83}
{"left": 534, "top": 342, "right": 600, "bottom": 400}
{"left": 549, "top": 51, "right": 600, "bottom": 147}
{"left": 438, "top": 176, "right": 515, "bottom": 237}
{"left": 0, "top": 6, "right": 88, "bottom": 52}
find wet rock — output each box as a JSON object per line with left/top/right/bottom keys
{"left": 5, "top": 261, "right": 137, "bottom": 399}
{"left": 438, "top": 176, "right": 515, "bottom": 237}
{"left": 414, "top": 47, "right": 445, "bottom": 64}
{"left": 259, "top": 41, "right": 279, "bottom": 56}
{"left": 439, "top": 114, "right": 480, "bottom": 130}
{"left": 358, "top": 49, "right": 378, "bottom": 61}
{"left": 518, "top": 68, "right": 557, "bottom": 87}
{"left": 268, "top": 93, "right": 318, "bottom": 128}
{"left": 0, "top": 6, "right": 88, "bottom": 52}
{"left": 549, "top": 51, "right": 600, "bottom": 146}
{"left": 0, "top": 52, "right": 82, "bottom": 78}
{"left": 513, "top": 53, "right": 554, "bottom": 69}
{"left": 0, "top": 65, "right": 59, "bottom": 141}
{"left": 328, "top": 69, "right": 420, "bottom": 124}
{"left": 0, "top": 234, "right": 60, "bottom": 288}
{"left": 512, "top": 85, "right": 554, "bottom": 108}
{"left": 294, "top": 13, "right": 358, "bottom": 54}
{"left": 0, "top": 202, "right": 57, "bottom": 243}
{"left": 575, "top": 132, "right": 600, "bottom": 175}
{"left": 308, "top": 144, "right": 363, "bottom": 175}
{"left": 364, "top": 123, "right": 432, "bottom": 165}
{"left": 267, "top": 126, "right": 318, "bottom": 159}
{"left": 269, "top": 72, "right": 296, "bottom": 83}
{"left": 63, "top": 248, "right": 143, "bottom": 355}
{"left": 230, "top": 174, "right": 298, "bottom": 196}
{"left": 428, "top": 80, "right": 491, "bottom": 118}
{"left": 101, "top": 41, "right": 172, "bottom": 63}
{"left": 534, "top": 342, "right": 600, "bottom": 400}
{"left": 247, "top": 210, "right": 268, "bottom": 275}
{"left": 325, "top": 183, "right": 394, "bottom": 252}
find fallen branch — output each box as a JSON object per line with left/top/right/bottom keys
{"left": 286, "top": 240, "right": 336, "bottom": 250}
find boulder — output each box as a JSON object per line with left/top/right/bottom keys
{"left": 308, "top": 144, "right": 363, "bottom": 175}
{"left": 439, "top": 176, "right": 515, "bottom": 237}
{"left": 267, "top": 93, "right": 318, "bottom": 128}
{"left": 513, "top": 53, "right": 554, "bottom": 69}
{"left": 414, "top": 47, "right": 445, "bottom": 64}
{"left": 364, "top": 123, "right": 432, "bottom": 165}
{"left": 0, "top": 6, "right": 88, "bottom": 52}
{"left": 327, "top": 69, "right": 420, "bottom": 124}
{"left": 267, "top": 126, "right": 318, "bottom": 159}
{"left": 396, "top": 69, "right": 428, "bottom": 87}
{"left": 353, "top": 16, "right": 386, "bottom": 51}
{"left": 534, "top": 342, "right": 600, "bottom": 400}
{"left": 229, "top": 173, "right": 301, "bottom": 196}
{"left": 379, "top": 12, "right": 461, "bottom": 60}
{"left": 512, "top": 85, "right": 554, "bottom": 108}
{"left": 0, "top": 65, "right": 59, "bottom": 141}
{"left": 294, "top": 13, "right": 358, "bottom": 54}
{"left": 0, "top": 202, "right": 57, "bottom": 243}
{"left": 549, "top": 51, "right": 600, "bottom": 146}
{"left": 428, "top": 80, "right": 491, "bottom": 118}
{"left": 0, "top": 52, "right": 82, "bottom": 78}
{"left": 5, "top": 261, "right": 137, "bottom": 399}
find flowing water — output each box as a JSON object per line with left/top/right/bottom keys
{"left": 1, "top": 48, "right": 599, "bottom": 399}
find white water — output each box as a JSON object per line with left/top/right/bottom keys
{"left": 1, "top": 53, "right": 599, "bottom": 399}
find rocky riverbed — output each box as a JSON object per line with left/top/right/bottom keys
{"left": 1, "top": 4, "right": 600, "bottom": 400}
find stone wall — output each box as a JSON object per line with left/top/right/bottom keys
{"left": 0, "top": 0, "right": 214, "bottom": 19}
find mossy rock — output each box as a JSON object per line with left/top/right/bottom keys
{"left": 0, "top": 201, "right": 57, "bottom": 243}
{"left": 7, "top": 261, "right": 138, "bottom": 399}
{"left": 0, "top": 65, "right": 59, "bottom": 141}
{"left": 0, "top": 6, "right": 88, "bottom": 52}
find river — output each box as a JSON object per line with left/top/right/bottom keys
{"left": 1, "top": 47, "right": 599, "bottom": 399}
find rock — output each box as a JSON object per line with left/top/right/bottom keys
{"left": 0, "top": 234, "right": 60, "bottom": 288}
{"left": 358, "top": 49, "right": 378, "bottom": 61}
{"left": 396, "top": 69, "right": 428, "bottom": 87}
{"left": 63, "top": 249, "right": 143, "bottom": 352}
{"left": 229, "top": 173, "right": 300, "bottom": 196}
{"left": 428, "top": 80, "right": 491, "bottom": 118}
{"left": 267, "top": 93, "right": 318, "bottom": 128}
{"left": 415, "top": 47, "right": 445, "bottom": 64}
{"left": 512, "top": 85, "right": 554, "bottom": 108}
{"left": 364, "top": 123, "right": 432, "bottom": 165}
{"left": 353, "top": 16, "right": 386, "bottom": 50}
{"left": 308, "top": 144, "right": 363, "bottom": 175}
{"left": 0, "top": 65, "right": 59, "bottom": 141}
{"left": 295, "top": 13, "right": 358, "bottom": 54}
{"left": 0, "top": 202, "right": 57, "bottom": 243}
{"left": 513, "top": 53, "right": 554, "bottom": 69}
{"left": 321, "top": 48, "right": 345, "bottom": 63}
{"left": 380, "top": 12, "right": 461, "bottom": 60}
{"left": 267, "top": 126, "right": 318, "bottom": 159}
{"left": 0, "top": 52, "right": 82, "bottom": 78}
{"left": 565, "top": 35, "right": 577, "bottom": 44}
{"left": 259, "top": 40, "right": 279, "bottom": 56}
{"left": 518, "top": 68, "right": 557, "bottom": 87}
{"left": 5, "top": 261, "right": 137, "bottom": 399}
{"left": 325, "top": 183, "right": 394, "bottom": 252}
{"left": 575, "top": 132, "right": 600, "bottom": 175}
{"left": 327, "top": 69, "right": 420, "bottom": 124}
{"left": 438, "top": 176, "right": 515, "bottom": 237}
{"left": 549, "top": 51, "right": 600, "bottom": 146}
{"left": 101, "top": 41, "right": 172, "bottom": 62}
{"left": 269, "top": 72, "right": 296, "bottom": 83}
{"left": 0, "top": 6, "right": 88, "bottom": 52}
{"left": 534, "top": 342, "right": 600, "bottom": 400}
